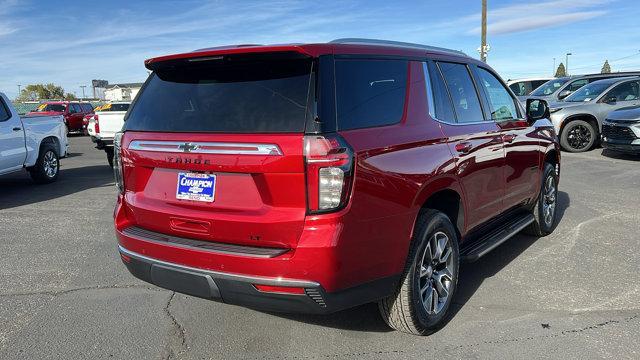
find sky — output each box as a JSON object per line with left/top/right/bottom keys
{"left": 1, "top": 0, "right": 639, "bottom": 99}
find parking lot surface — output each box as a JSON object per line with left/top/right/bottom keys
{"left": 1, "top": 136, "right": 639, "bottom": 359}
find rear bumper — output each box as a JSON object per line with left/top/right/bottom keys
{"left": 119, "top": 245, "right": 397, "bottom": 314}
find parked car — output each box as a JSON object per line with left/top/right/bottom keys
{"left": 0, "top": 92, "right": 68, "bottom": 183}
{"left": 548, "top": 76, "right": 640, "bottom": 152}
{"left": 507, "top": 77, "right": 554, "bottom": 102}
{"left": 601, "top": 105, "right": 640, "bottom": 155}
{"left": 529, "top": 72, "right": 640, "bottom": 103}
{"left": 114, "top": 39, "right": 560, "bottom": 335}
{"left": 27, "top": 101, "right": 94, "bottom": 134}
{"left": 87, "top": 102, "right": 131, "bottom": 166}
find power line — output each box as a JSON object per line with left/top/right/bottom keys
{"left": 569, "top": 50, "right": 640, "bottom": 71}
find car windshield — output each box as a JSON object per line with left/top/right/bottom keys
{"left": 530, "top": 78, "right": 568, "bottom": 96}
{"left": 564, "top": 82, "right": 611, "bottom": 102}
{"left": 35, "top": 104, "right": 66, "bottom": 112}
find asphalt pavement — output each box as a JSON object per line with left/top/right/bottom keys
{"left": 1, "top": 136, "right": 639, "bottom": 359}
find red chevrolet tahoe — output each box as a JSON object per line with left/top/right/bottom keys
{"left": 114, "top": 39, "right": 560, "bottom": 335}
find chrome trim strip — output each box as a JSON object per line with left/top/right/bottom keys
{"left": 118, "top": 245, "right": 320, "bottom": 288}
{"left": 128, "top": 140, "right": 283, "bottom": 155}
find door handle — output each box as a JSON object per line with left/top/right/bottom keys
{"left": 12, "top": 127, "right": 22, "bottom": 132}
{"left": 455, "top": 142, "right": 473, "bottom": 154}
{"left": 502, "top": 134, "right": 517, "bottom": 143}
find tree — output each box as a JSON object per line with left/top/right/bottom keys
{"left": 16, "top": 83, "right": 65, "bottom": 101}
{"left": 601, "top": 60, "right": 611, "bottom": 74}
{"left": 64, "top": 93, "right": 77, "bottom": 100}
{"left": 555, "top": 62, "right": 566, "bottom": 77}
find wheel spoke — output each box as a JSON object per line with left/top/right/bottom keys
{"left": 431, "top": 287, "right": 439, "bottom": 312}
{"left": 420, "top": 265, "right": 429, "bottom": 278}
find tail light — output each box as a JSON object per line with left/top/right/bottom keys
{"left": 94, "top": 115, "right": 100, "bottom": 133}
{"left": 304, "top": 134, "right": 354, "bottom": 213}
{"left": 113, "top": 132, "right": 124, "bottom": 193}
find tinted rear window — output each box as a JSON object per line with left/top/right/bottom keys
{"left": 0, "top": 98, "right": 10, "bottom": 121}
{"left": 124, "top": 57, "right": 313, "bottom": 133}
{"left": 101, "top": 103, "right": 130, "bottom": 112}
{"left": 335, "top": 59, "right": 408, "bottom": 130}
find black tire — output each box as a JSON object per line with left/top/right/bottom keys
{"left": 378, "top": 209, "right": 460, "bottom": 335}
{"left": 106, "top": 148, "right": 114, "bottom": 167}
{"left": 560, "top": 119, "right": 596, "bottom": 152}
{"left": 29, "top": 143, "right": 60, "bottom": 184}
{"left": 525, "top": 163, "right": 558, "bottom": 236}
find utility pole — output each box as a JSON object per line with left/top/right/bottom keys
{"left": 17, "top": 84, "right": 22, "bottom": 98}
{"left": 80, "top": 85, "right": 87, "bottom": 99}
{"left": 480, "top": 0, "right": 488, "bottom": 62}
{"left": 565, "top": 52, "right": 572, "bottom": 76}
{"left": 553, "top": 58, "right": 556, "bottom": 76}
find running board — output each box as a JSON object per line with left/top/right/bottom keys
{"left": 460, "top": 213, "right": 535, "bottom": 262}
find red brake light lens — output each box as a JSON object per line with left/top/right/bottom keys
{"left": 304, "top": 134, "right": 353, "bottom": 213}
{"left": 94, "top": 114, "right": 100, "bottom": 133}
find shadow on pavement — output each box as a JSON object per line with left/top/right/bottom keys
{"left": 266, "top": 302, "right": 393, "bottom": 333}
{"left": 601, "top": 149, "right": 640, "bottom": 161}
{"left": 0, "top": 165, "right": 114, "bottom": 210}
{"left": 449, "top": 191, "right": 570, "bottom": 319}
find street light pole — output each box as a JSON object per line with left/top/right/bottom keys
{"left": 566, "top": 52, "right": 572, "bottom": 76}
{"left": 80, "top": 85, "right": 87, "bottom": 99}
{"left": 17, "top": 84, "right": 22, "bottom": 98}
{"left": 480, "top": 0, "right": 488, "bottom": 62}
{"left": 553, "top": 58, "right": 556, "bottom": 76}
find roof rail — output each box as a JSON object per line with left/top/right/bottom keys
{"left": 330, "top": 38, "right": 467, "bottom": 57}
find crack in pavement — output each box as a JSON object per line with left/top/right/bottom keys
{"left": 161, "top": 292, "right": 188, "bottom": 360}
{"left": 0, "top": 284, "right": 163, "bottom": 298}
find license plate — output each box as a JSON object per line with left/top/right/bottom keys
{"left": 176, "top": 172, "right": 216, "bottom": 202}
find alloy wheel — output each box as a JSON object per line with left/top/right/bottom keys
{"left": 418, "top": 231, "right": 455, "bottom": 315}
{"left": 43, "top": 151, "right": 58, "bottom": 178}
{"left": 542, "top": 174, "right": 557, "bottom": 227}
{"left": 567, "top": 124, "right": 592, "bottom": 150}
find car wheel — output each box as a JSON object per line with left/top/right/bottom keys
{"left": 29, "top": 144, "right": 60, "bottom": 184}
{"left": 525, "top": 163, "right": 558, "bottom": 236}
{"left": 560, "top": 120, "right": 596, "bottom": 152}
{"left": 378, "top": 209, "right": 459, "bottom": 335}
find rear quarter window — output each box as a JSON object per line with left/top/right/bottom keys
{"left": 335, "top": 59, "right": 408, "bottom": 130}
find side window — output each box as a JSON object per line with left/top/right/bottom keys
{"left": 605, "top": 81, "right": 640, "bottom": 102}
{"left": 82, "top": 103, "right": 93, "bottom": 112}
{"left": 531, "top": 80, "right": 547, "bottom": 90}
{"left": 0, "top": 98, "right": 11, "bottom": 122}
{"left": 426, "top": 62, "right": 455, "bottom": 123}
{"left": 437, "top": 62, "right": 485, "bottom": 123}
{"left": 509, "top": 82, "right": 526, "bottom": 96}
{"left": 567, "top": 79, "right": 588, "bottom": 92}
{"left": 335, "top": 59, "right": 408, "bottom": 130}
{"left": 73, "top": 104, "right": 82, "bottom": 113}
{"left": 475, "top": 67, "right": 520, "bottom": 121}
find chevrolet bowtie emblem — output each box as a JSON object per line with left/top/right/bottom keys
{"left": 178, "top": 143, "right": 199, "bottom": 152}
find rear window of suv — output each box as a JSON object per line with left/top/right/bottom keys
{"left": 335, "top": 59, "right": 408, "bottom": 130}
{"left": 124, "top": 56, "right": 313, "bottom": 133}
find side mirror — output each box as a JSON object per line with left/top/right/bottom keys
{"left": 558, "top": 90, "right": 571, "bottom": 100}
{"left": 526, "top": 98, "right": 550, "bottom": 123}
{"left": 603, "top": 95, "right": 617, "bottom": 104}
